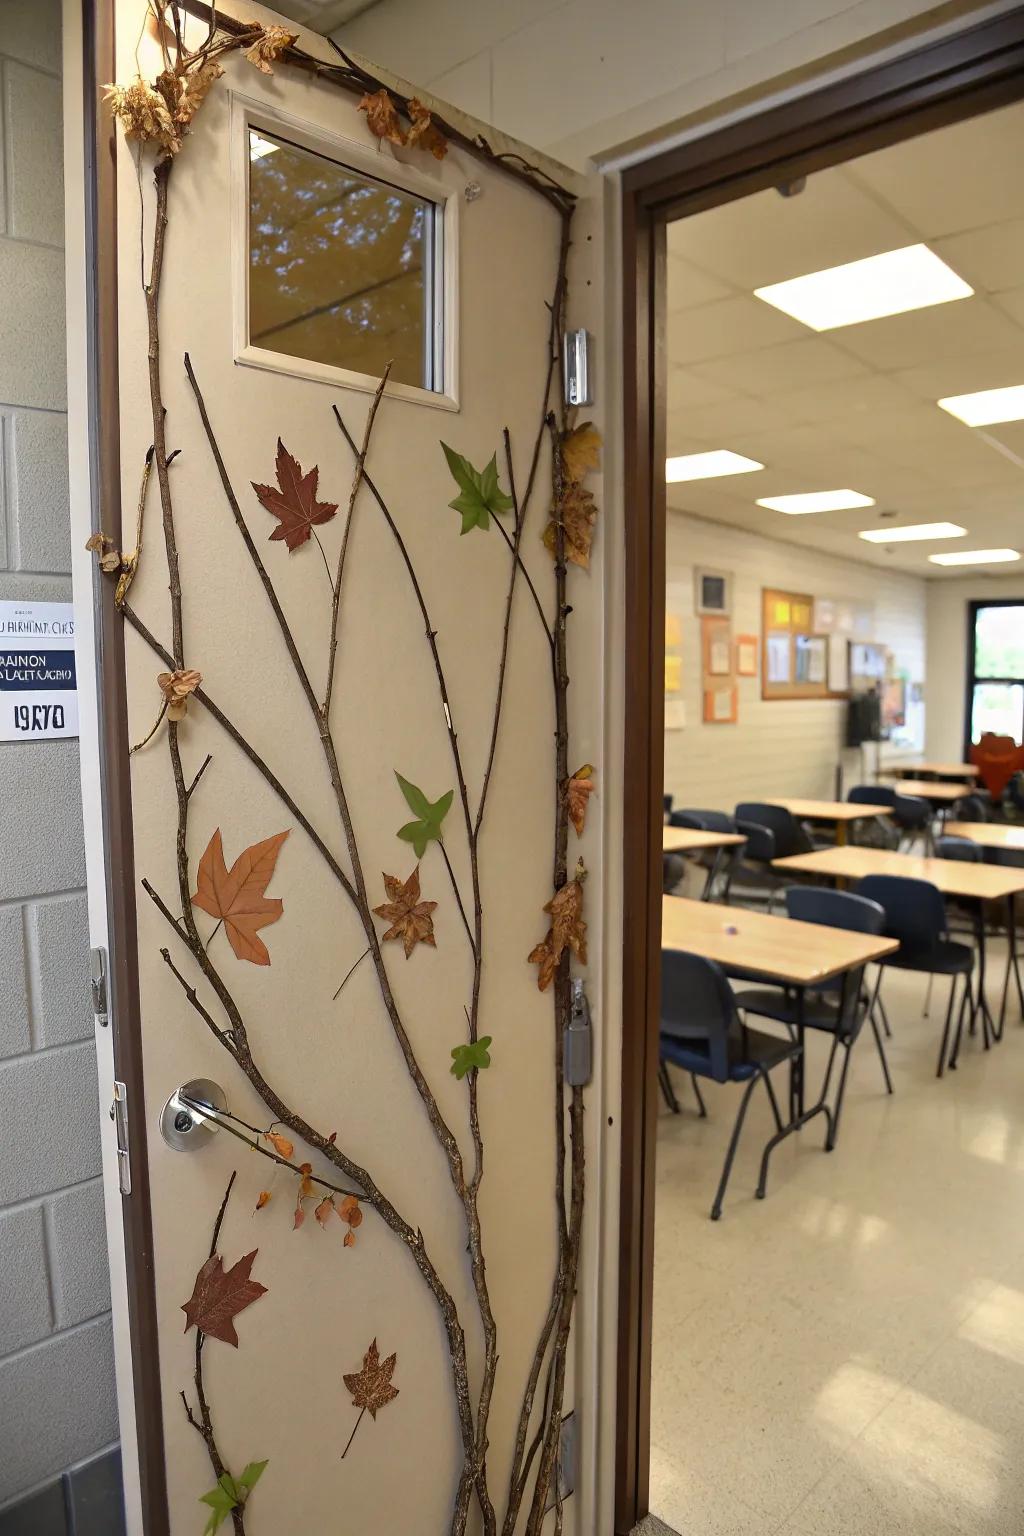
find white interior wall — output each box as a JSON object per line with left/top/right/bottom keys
{"left": 338, "top": 0, "right": 1009, "bottom": 167}
{"left": 926, "top": 575, "right": 1024, "bottom": 761}
{"left": 664, "top": 510, "right": 927, "bottom": 813}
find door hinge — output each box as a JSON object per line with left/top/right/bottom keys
{"left": 90, "top": 947, "right": 109, "bottom": 1028}
{"left": 546, "top": 1411, "right": 577, "bottom": 1511}
{"left": 564, "top": 979, "right": 592, "bottom": 1087}
{"left": 111, "top": 1081, "right": 132, "bottom": 1195}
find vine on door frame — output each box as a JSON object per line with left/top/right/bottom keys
{"left": 95, "top": 7, "right": 598, "bottom": 1534}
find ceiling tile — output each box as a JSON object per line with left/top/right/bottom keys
{"left": 691, "top": 337, "right": 870, "bottom": 394}
{"left": 666, "top": 295, "right": 806, "bottom": 364}
{"left": 826, "top": 296, "right": 1018, "bottom": 372}
{"left": 665, "top": 250, "right": 735, "bottom": 311}
{"left": 892, "top": 349, "right": 1024, "bottom": 403}
{"left": 934, "top": 219, "right": 1024, "bottom": 296}
{"left": 667, "top": 395, "right": 794, "bottom": 444}
{"left": 978, "top": 421, "right": 1024, "bottom": 463}
{"left": 993, "top": 287, "right": 1024, "bottom": 330}
{"left": 666, "top": 366, "right": 739, "bottom": 413}
{"left": 770, "top": 373, "right": 921, "bottom": 426}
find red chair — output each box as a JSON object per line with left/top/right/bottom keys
{"left": 970, "top": 734, "right": 1024, "bottom": 800}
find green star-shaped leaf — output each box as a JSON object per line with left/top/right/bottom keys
{"left": 199, "top": 1462, "right": 267, "bottom": 1535}
{"left": 237, "top": 1462, "right": 268, "bottom": 1495}
{"left": 451, "top": 1037, "right": 492, "bottom": 1079}
{"left": 395, "top": 771, "right": 454, "bottom": 858}
{"left": 441, "top": 442, "right": 514, "bottom": 534}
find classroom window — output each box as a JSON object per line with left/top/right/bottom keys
{"left": 967, "top": 602, "right": 1024, "bottom": 746}
{"left": 248, "top": 128, "right": 441, "bottom": 391}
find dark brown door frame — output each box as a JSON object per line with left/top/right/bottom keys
{"left": 615, "top": 9, "right": 1024, "bottom": 1530}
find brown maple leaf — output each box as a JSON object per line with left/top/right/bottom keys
{"left": 372, "top": 866, "right": 437, "bottom": 958}
{"left": 252, "top": 440, "right": 338, "bottom": 553}
{"left": 244, "top": 24, "right": 299, "bottom": 74}
{"left": 181, "top": 1249, "right": 266, "bottom": 1347}
{"left": 344, "top": 1339, "right": 399, "bottom": 1421}
{"left": 543, "top": 482, "right": 597, "bottom": 569}
{"left": 191, "top": 827, "right": 289, "bottom": 966}
{"left": 561, "top": 421, "right": 602, "bottom": 483}
{"left": 358, "top": 88, "right": 406, "bottom": 147}
{"left": 528, "top": 928, "right": 559, "bottom": 992}
{"left": 566, "top": 763, "right": 596, "bottom": 837}
{"left": 406, "top": 98, "right": 448, "bottom": 159}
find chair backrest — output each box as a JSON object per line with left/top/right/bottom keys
{"left": 663, "top": 794, "right": 674, "bottom": 817}
{"left": 954, "top": 794, "right": 988, "bottom": 822}
{"left": 1009, "top": 772, "right": 1024, "bottom": 812}
{"left": 847, "top": 785, "right": 897, "bottom": 808}
{"left": 735, "top": 802, "right": 810, "bottom": 857}
{"left": 892, "top": 792, "right": 931, "bottom": 829}
{"left": 936, "top": 835, "right": 982, "bottom": 863}
{"left": 784, "top": 885, "right": 883, "bottom": 1028}
{"left": 670, "top": 808, "right": 736, "bottom": 833}
{"left": 856, "top": 874, "right": 946, "bottom": 957}
{"left": 660, "top": 950, "right": 736, "bottom": 1082}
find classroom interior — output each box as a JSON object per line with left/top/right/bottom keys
{"left": 653, "top": 96, "right": 1024, "bottom": 1536}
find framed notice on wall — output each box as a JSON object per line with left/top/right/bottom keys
{"left": 0, "top": 601, "right": 78, "bottom": 741}
{"left": 761, "top": 587, "right": 844, "bottom": 701}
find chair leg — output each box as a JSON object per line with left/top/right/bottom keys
{"left": 871, "top": 973, "right": 892, "bottom": 1039}
{"left": 691, "top": 1074, "right": 707, "bottom": 1118}
{"left": 827, "top": 1039, "right": 856, "bottom": 1151}
{"left": 936, "top": 974, "right": 960, "bottom": 1078}
{"left": 923, "top": 973, "right": 934, "bottom": 1019}
{"left": 761, "top": 1070, "right": 784, "bottom": 1134}
{"left": 710, "top": 1073, "right": 760, "bottom": 1221}
{"left": 948, "top": 974, "right": 974, "bottom": 1072}
{"left": 658, "top": 1060, "right": 680, "bottom": 1113}
{"left": 869, "top": 1011, "right": 894, "bottom": 1095}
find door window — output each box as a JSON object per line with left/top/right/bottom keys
{"left": 967, "top": 603, "right": 1024, "bottom": 746}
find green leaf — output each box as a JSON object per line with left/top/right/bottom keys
{"left": 395, "top": 773, "right": 453, "bottom": 857}
{"left": 237, "top": 1461, "right": 268, "bottom": 1494}
{"left": 200, "top": 1477, "right": 239, "bottom": 1536}
{"left": 450, "top": 1036, "right": 492, "bottom": 1079}
{"left": 440, "top": 443, "right": 513, "bottom": 534}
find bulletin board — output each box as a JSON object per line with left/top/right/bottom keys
{"left": 701, "top": 614, "right": 737, "bottom": 723}
{"left": 761, "top": 587, "right": 844, "bottom": 701}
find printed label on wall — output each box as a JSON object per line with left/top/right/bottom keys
{"left": 0, "top": 601, "right": 78, "bottom": 741}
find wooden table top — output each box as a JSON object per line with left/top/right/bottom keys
{"left": 889, "top": 762, "right": 979, "bottom": 779}
{"left": 945, "top": 821, "right": 1024, "bottom": 852}
{"left": 893, "top": 780, "right": 971, "bottom": 803}
{"left": 767, "top": 798, "right": 893, "bottom": 822}
{"left": 773, "top": 844, "right": 1024, "bottom": 900}
{"left": 662, "top": 895, "right": 898, "bottom": 985}
{"left": 663, "top": 827, "right": 746, "bottom": 854}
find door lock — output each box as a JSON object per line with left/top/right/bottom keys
{"left": 159, "top": 1078, "right": 228, "bottom": 1152}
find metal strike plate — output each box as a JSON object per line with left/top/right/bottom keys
{"left": 159, "top": 1078, "right": 228, "bottom": 1152}
{"left": 112, "top": 1081, "right": 131, "bottom": 1195}
{"left": 563, "top": 329, "right": 592, "bottom": 407}
{"left": 90, "top": 947, "right": 108, "bottom": 1027}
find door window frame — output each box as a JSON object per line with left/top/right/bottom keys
{"left": 963, "top": 596, "right": 1024, "bottom": 754}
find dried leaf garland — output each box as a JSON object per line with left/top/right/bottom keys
{"left": 529, "top": 858, "right": 588, "bottom": 991}
{"left": 85, "top": 531, "right": 122, "bottom": 573}
{"left": 181, "top": 1249, "right": 267, "bottom": 1347}
{"left": 342, "top": 1339, "right": 399, "bottom": 1455}
{"left": 191, "top": 828, "right": 289, "bottom": 966}
{"left": 158, "top": 667, "right": 202, "bottom": 721}
{"left": 406, "top": 98, "right": 448, "bottom": 160}
{"left": 527, "top": 929, "right": 559, "bottom": 993}
{"left": 372, "top": 866, "right": 438, "bottom": 958}
{"left": 358, "top": 87, "right": 448, "bottom": 159}
{"left": 252, "top": 439, "right": 338, "bottom": 552}
{"left": 566, "top": 763, "right": 596, "bottom": 837}
{"left": 543, "top": 481, "right": 597, "bottom": 569}
{"left": 104, "top": 76, "right": 178, "bottom": 152}
{"left": 359, "top": 87, "right": 406, "bottom": 147}
{"left": 560, "top": 421, "right": 602, "bottom": 483}
{"left": 243, "top": 24, "right": 298, "bottom": 74}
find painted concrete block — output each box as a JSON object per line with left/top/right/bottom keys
{"left": 0, "top": 1203, "right": 51, "bottom": 1354}
{"left": 47, "top": 1180, "right": 110, "bottom": 1328}
{"left": 29, "top": 894, "right": 91, "bottom": 1047}
{"left": 9, "top": 411, "right": 71, "bottom": 574}
{"left": 0, "top": 906, "right": 30, "bottom": 1059}
{"left": 0, "top": 238, "right": 65, "bottom": 411}
{"left": 5, "top": 63, "right": 63, "bottom": 246}
{"left": 0, "top": 741, "right": 86, "bottom": 901}
{"left": 0, "top": 0, "right": 62, "bottom": 74}
{"left": 0, "top": 1043, "right": 101, "bottom": 1205}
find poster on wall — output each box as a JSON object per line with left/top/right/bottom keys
{"left": 0, "top": 601, "right": 78, "bottom": 741}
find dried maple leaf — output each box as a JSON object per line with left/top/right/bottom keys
{"left": 254, "top": 1191, "right": 271, "bottom": 1212}
{"left": 561, "top": 422, "right": 602, "bottom": 483}
{"left": 315, "top": 1195, "right": 335, "bottom": 1228}
{"left": 191, "top": 828, "right": 289, "bottom": 966}
{"left": 406, "top": 97, "right": 448, "bottom": 160}
{"left": 252, "top": 440, "right": 338, "bottom": 553}
{"left": 372, "top": 866, "right": 437, "bottom": 958}
{"left": 358, "top": 88, "right": 406, "bottom": 147}
{"left": 86, "top": 532, "right": 122, "bottom": 572}
{"left": 181, "top": 1249, "right": 267, "bottom": 1347}
{"left": 527, "top": 929, "right": 558, "bottom": 992}
{"left": 566, "top": 763, "right": 596, "bottom": 837}
{"left": 104, "top": 75, "right": 178, "bottom": 152}
{"left": 344, "top": 1339, "right": 399, "bottom": 1420}
{"left": 264, "top": 1131, "right": 294, "bottom": 1160}
{"left": 158, "top": 667, "right": 202, "bottom": 721}
{"left": 244, "top": 24, "right": 298, "bottom": 74}
{"left": 543, "top": 482, "right": 597, "bottom": 570}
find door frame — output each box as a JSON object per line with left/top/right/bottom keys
{"left": 615, "top": 8, "right": 1024, "bottom": 1529}
{"left": 962, "top": 596, "right": 1024, "bottom": 755}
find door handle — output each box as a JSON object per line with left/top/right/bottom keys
{"left": 159, "top": 1077, "right": 228, "bottom": 1151}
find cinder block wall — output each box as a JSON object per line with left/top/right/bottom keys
{"left": 0, "top": 0, "right": 119, "bottom": 1519}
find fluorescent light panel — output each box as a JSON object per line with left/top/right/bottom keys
{"left": 756, "top": 489, "right": 874, "bottom": 515}
{"left": 666, "top": 450, "right": 764, "bottom": 483}
{"left": 929, "top": 548, "right": 1020, "bottom": 566}
{"left": 937, "top": 385, "right": 1024, "bottom": 426}
{"left": 859, "top": 522, "right": 967, "bottom": 544}
{"left": 754, "top": 243, "right": 973, "bottom": 332}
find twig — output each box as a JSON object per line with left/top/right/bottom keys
{"left": 333, "top": 945, "right": 370, "bottom": 1001}
{"left": 176, "top": 1089, "right": 363, "bottom": 1200}
{"left": 475, "top": 431, "right": 525, "bottom": 836}
{"left": 341, "top": 1406, "right": 366, "bottom": 1460}
{"left": 186, "top": 753, "right": 213, "bottom": 799}
{"left": 130, "top": 698, "right": 168, "bottom": 754}
{"left": 439, "top": 841, "right": 474, "bottom": 952}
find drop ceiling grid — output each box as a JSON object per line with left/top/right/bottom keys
{"left": 665, "top": 99, "right": 1024, "bottom": 575}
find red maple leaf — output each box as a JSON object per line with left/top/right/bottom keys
{"left": 252, "top": 439, "right": 337, "bottom": 552}
{"left": 181, "top": 1249, "right": 267, "bottom": 1347}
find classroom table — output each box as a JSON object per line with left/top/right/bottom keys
{"left": 663, "top": 826, "right": 746, "bottom": 902}
{"left": 766, "top": 798, "right": 893, "bottom": 846}
{"left": 945, "top": 822, "right": 1024, "bottom": 1025}
{"left": 772, "top": 845, "right": 1024, "bottom": 1046}
{"left": 889, "top": 762, "right": 979, "bottom": 781}
{"left": 893, "top": 780, "right": 971, "bottom": 803}
{"left": 662, "top": 896, "right": 898, "bottom": 1137}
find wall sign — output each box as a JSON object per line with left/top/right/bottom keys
{"left": 0, "top": 600, "right": 78, "bottom": 741}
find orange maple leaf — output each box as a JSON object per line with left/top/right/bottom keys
{"left": 191, "top": 828, "right": 289, "bottom": 966}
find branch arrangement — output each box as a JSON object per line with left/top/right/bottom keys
{"left": 96, "top": 7, "right": 598, "bottom": 1533}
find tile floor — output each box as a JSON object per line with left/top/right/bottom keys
{"left": 650, "top": 936, "right": 1024, "bottom": 1535}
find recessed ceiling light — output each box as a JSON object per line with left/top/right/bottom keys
{"left": 756, "top": 489, "right": 875, "bottom": 515}
{"left": 665, "top": 450, "right": 765, "bottom": 482}
{"left": 754, "top": 244, "right": 972, "bottom": 331}
{"left": 937, "top": 385, "right": 1024, "bottom": 426}
{"left": 859, "top": 522, "right": 967, "bottom": 544}
{"left": 929, "top": 548, "right": 1020, "bottom": 566}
